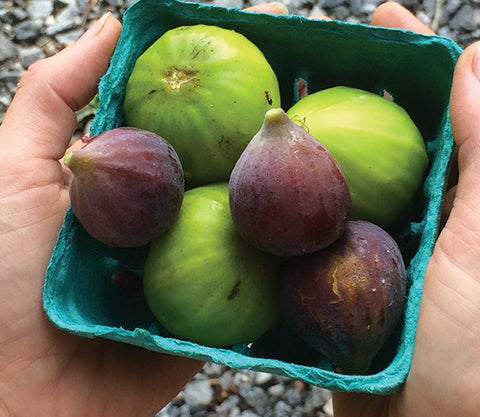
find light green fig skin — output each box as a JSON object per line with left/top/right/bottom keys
{"left": 286, "top": 86, "right": 428, "bottom": 228}
{"left": 124, "top": 25, "right": 281, "bottom": 188}
{"left": 143, "top": 182, "right": 282, "bottom": 347}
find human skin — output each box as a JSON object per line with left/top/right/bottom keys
{"left": 333, "top": 3, "right": 480, "bottom": 417}
{"left": 1, "top": 2, "right": 479, "bottom": 416}
{"left": 0, "top": 4, "right": 287, "bottom": 417}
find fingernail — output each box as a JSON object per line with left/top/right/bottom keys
{"left": 271, "top": 2, "right": 289, "bottom": 14}
{"left": 473, "top": 43, "right": 480, "bottom": 81}
{"left": 78, "top": 12, "right": 112, "bottom": 43}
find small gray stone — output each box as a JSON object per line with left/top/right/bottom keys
{"left": 243, "top": 386, "right": 270, "bottom": 415}
{"left": 450, "top": 4, "right": 476, "bottom": 32}
{"left": 14, "top": 19, "right": 42, "bottom": 41}
{"left": 182, "top": 379, "right": 214, "bottom": 412}
{"left": 27, "top": 0, "right": 54, "bottom": 20}
{"left": 331, "top": 5, "right": 350, "bottom": 20}
{"left": 422, "top": 0, "right": 436, "bottom": 19}
{"left": 55, "top": 28, "right": 85, "bottom": 45}
{"left": 253, "top": 371, "right": 274, "bottom": 386}
{"left": 45, "top": 5, "right": 81, "bottom": 36}
{"left": 19, "top": 45, "right": 44, "bottom": 68}
{"left": 239, "top": 409, "right": 260, "bottom": 417}
{"left": 322, "top": 0, "right": 345, "bottom": 9}
{"left": 218, "top": 369, "right": 234, "bottom": 391}
{"left": 0, "top": 33, "right": 17, "bottom": 63}
{"left": 273, "top": 400, "right": 293, "bottom": 417}
{"left": 10, "top": 7, "right": 28, "bottom": 22}
{"left": 284, "top": 386, "right": 303, "bottom": 407}
{"left": 267, "top": 383, "right": 285, "bottom": 398}
{"left": 323, "top": 397, "right": 334, "bottom": 417}
{"left": 304, "top": 386, "right": 332, "bottom": 411}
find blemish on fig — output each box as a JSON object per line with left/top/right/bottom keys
{"left": 162, "top": 66, "right": 199, "bottom": 90}
{"left": 265, "top": 90, "right": 273, "bottom": 105}
{"left": 227, "top": 280, "right": 241, "bottom": 300}
{"left": 149, "top": 89, "right": 157, "bottom": 95}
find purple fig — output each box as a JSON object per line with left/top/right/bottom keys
{"left": 64, "top": 127, "right": 184, "bottom": 248}
{"left": 229, "top": 108, "right": 350, "bottom": 256}
{"left": 281, "top": 220, "right": 407, "bottom": 374}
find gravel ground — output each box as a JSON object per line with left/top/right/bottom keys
{"left": 0, "top": 0, "right": 477, "bottom": 416}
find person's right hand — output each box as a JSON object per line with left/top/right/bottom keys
{"left": 333, "top": 2, "right": 480, "bottom": 417}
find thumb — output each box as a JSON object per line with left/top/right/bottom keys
{"left": 448, "top": 42, "right": 480, "bottom": 231}
{"left": 0, "top": 13, "right": 121, "bottom": 161}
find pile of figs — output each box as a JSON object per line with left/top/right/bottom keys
{"left": 65, "top": 23, "right": 429, "bottom": 375}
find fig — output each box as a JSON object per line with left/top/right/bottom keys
{"left": 281, "top": 220, "right": 407, "bottom": 374}
{"left": 143, "top": 183, "right": 282, "bottom": 347}
{"left": 229, "top": 108, "right": 350, "bottom": 257}
{"left": 286, "top": 86, "right": 428, "bottom": 228}
{"left": 124, "top": 24, "right": 281, "bottom": 188}
{"left": 65, "top": 127, "right": 184, "bottom": 248}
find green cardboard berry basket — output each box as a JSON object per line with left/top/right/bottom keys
{"left": 44, "top": 0, "right": 463, "bottom": 394}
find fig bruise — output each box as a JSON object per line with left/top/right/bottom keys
{"left": 64, "top": 127, "right": 184, "bottom": 248}
{"left": 229, "top": 108, "right": 350, "bottom": 257}
{"left": 281, "top": 220, "right": 407, "bottom": 374}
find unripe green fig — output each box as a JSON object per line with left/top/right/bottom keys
{"left": 124, "top": 24, "right": 281, "bottom": 188}
{"left": 143, "top": 183, "right": 281, "bottom": 347}
{"left": 281, "top": 220, "right": 407, "bottom": 374}
{"left": 65, "top": 127, "right": 184, "bottom": 248}
{"left": 229, "top": 108, "right": 350, "bottom": 257}
{"left": 286, "top": 86, "right": 428, "bottom": 228}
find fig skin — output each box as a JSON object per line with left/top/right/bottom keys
{"left": 65, "top": 127, "right": 184, "bottom": 248}
{"left": 124, "top": 24, "right": 280, "bottom": 188}
{"left": 229, "top": 108, "right": 350, "bottom": 257}
{"left": 281, "top": 220, "right": 407, "bottom": 374}
{"left": 287, "top": 86, "right": 428, "bottom": 228}
{"left": 143, "top": 183, "right": 282, "bottom": 347}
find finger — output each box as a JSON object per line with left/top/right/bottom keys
{"left": 448, "top": 42, "right": 480, "bottom": 220}
{"left": 244, "top": 3, "right": 288, "bottom": 15}
{"left": 371, "top": 1, "right": 434, "bottom": 35}
{"left": 0, "top": 13, "right": 122, "bottom": 161}
{"left": 309, "top": 14, "right": 332, "bottom": 21}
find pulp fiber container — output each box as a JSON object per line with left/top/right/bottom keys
{"left": 44, "top": 0, "right": 463, "bottom": 394}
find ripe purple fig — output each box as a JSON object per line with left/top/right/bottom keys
{"left": 229, "top": 108, "right": 350, "bottom": 256}
{"left": 64, "top": 127, "right": 184, "bottom": 248}
{"left": 281, "top": 220, "right": 407, "bottom": 374}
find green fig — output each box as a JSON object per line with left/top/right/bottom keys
{"left": 143, "top": 183, "right": 281, "bottom": 347}
{"left": 124, "top": 24, "right": 281, "bottom": 188}
{"left": 287, "top": 86, "right": 428, "bottom": 227}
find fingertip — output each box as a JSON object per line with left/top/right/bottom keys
{"left": 245, "top": 2, "right": 288, "bottom": 15}
{"left": 450, "top": 41, "right": 480, "bottom": 148}
{"left": 309, "top": 14, "right": 332, "bottom": 21}
{"left": 371, "top": 1, "right": 434, "bottom": 35}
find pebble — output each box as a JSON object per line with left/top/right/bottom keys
{"left": 0, "top": 0, "right": 477, "bottom": 415}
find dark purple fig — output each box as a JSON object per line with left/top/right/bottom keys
{"left": 64, "top": 127, "right": 184, "bottom": 248}
{"left": 229, "top": 108, "right": 350, "bottom": 257}
{"left": 281, "top": 220, "right": 407, "bottom": 374}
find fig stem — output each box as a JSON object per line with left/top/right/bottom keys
{"left": 260, "top": 108, "right": 291, "bottom": 141}
{"left": 63, "top": 151, "right": 91, "bottom": 173}
{"left": 64, "top": 151, "right": 73, "bottom": 168}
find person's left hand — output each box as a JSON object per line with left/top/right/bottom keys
{"left": 0, "top": 4, "right": 290, "bottom": 416}
{"left": 0, "top": 13, "right": 204, "bottom": 417}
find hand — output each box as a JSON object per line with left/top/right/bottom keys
{"left": 0, "top": 4, "right": 290, "bottom": 416}
{"left": 0, "top": 13, "right": 203, "bottom": 417}
{"left": 333, "top": 2, "right": 480, "bottom": 417}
